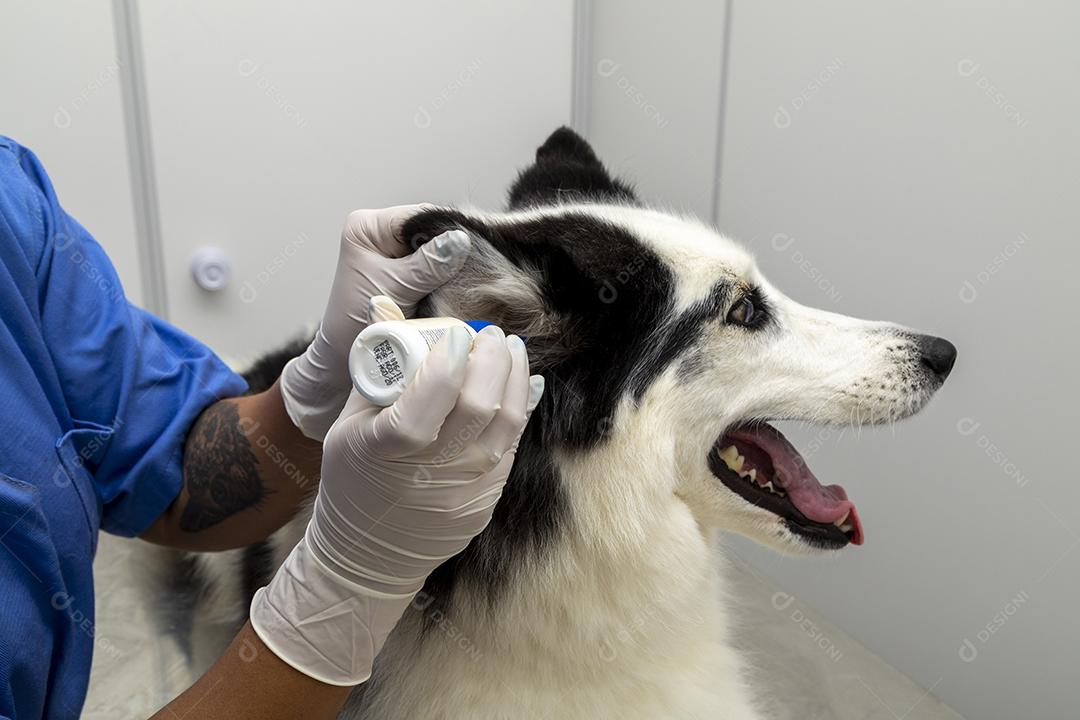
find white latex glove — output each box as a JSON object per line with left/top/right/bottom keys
{"left": 251, "top": 300, "right": 544, "bottom": 686}
{"left": 280, "top": 205, "right": 471, "bottom": 440}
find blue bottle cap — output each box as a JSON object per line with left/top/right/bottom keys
{"left": 464, "top": 319, "right": 527, "bottom": 342}
{"left": 464, "top": 320, "right": 493, "bottom": 333}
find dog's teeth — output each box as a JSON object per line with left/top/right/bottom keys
{"left": 840, "top": 523, "right": 854, "bottom": 533}
{"left": 747, "top": 469, "right": 757, "bottom": 482}
{"left": 763, "top": 481, "right": 776, "bottom": 493}
{"left": 734, "top": 455, "right": 745, "bottom": 471}
{"left": 833, "top": 511, "right": 851, "bottom": 528}
{"left": 719, "top": 445, "right": 739, "bottom": 469}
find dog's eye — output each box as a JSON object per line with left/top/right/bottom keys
{"left": 727, "top": 297, "right": 756, "bottom": 326}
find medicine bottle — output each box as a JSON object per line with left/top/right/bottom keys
{"left": 349, "top": 317, "right": 491, "bottom": 406}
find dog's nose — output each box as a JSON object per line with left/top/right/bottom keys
{"left": 915, "top": 334, "right": 957, "bottom": 380}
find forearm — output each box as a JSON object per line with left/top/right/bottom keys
{"left": 141, "top": 380, "right": 321, "bottom": 551}
{"left": 152, "top": 621, "right": 352, "bottom": 719}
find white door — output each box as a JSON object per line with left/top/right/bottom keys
{"left": 2, "top": 0, "right": 144, "bottom": 303}
{"left": 139, "top": 0, "right": 574, "bottom": 360}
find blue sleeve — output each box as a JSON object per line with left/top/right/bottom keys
{"left": 1, "top": 137, "right": 248, "bottom": 537}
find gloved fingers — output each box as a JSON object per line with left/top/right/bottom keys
{"left": 325, "top": 206, "right": 430, "bottom": 335}
{"left": 468, "top": 451, "right": 517, "bottom": 509}
{"left": 429, "top": 324, "right": 514, "bottom": 458}
{"left": 342, "top": 204, "right": 437, "bottom": 258}
{"left": 364, "top": 325, "right": 471, "bottom": 457}
{"left": 382, "top": 229, "right": 470, "bottom": 309}
{"left": 332, "top": 387, "right": 380, "bottom": 426}
{"left": 473, "top": 336, "right": 545, "bottom": 467}
{"left": 511, "top": 375, "right": 546, "bottom": 454}
{"left": 368, "top": 294, "right": 407, "bottom": 324}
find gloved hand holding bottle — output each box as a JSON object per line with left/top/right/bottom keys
{"left": 279, "top": 205, "right": 473, "bottom": 440}
{"left": 252, "top": 296, "right": 544, "bottom": 684}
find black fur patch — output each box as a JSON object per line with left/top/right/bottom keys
{"left": 241, "top": 540, "right": 277, "bottom": 616}
{"left": 241, "top": 337, "right": 312, "bottom": 395}
{"left": 628, "top": 282, "right": 733, "bottom": 400}
{"left": 507, "top": 126, "right": 637, "bottom": 209}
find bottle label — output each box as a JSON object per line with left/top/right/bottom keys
{"left": 372, "top": 340, "right": 405, "bottom": 387}
{"left": 417, "top": 327, "right": 448, "bottom": 348}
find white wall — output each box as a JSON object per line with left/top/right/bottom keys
{"left": 585, "top": 2, "right": 1078, "bottom": 718}
{"left": 585, "top": 0, "right": 728, "bottom": 221}
{"left": 716, "top": 3, "right": 1077, "bottom": 719}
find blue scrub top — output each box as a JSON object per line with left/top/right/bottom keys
{"left": 0, "top": 136, "right": 248, "bottom": 718}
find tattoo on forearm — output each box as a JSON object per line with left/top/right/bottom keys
{"left": 179, "top": 401, "right": 266, "bottom": 532}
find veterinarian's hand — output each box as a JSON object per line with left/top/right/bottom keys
{"left": 251, "top": 300, "right": 544, "bottom": 685}
{"left": 280, "top": 205, "right": 471, "bottom": 440}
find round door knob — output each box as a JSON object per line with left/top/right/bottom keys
{"left": 190, "top": 246, "right": 230, "bottom": 291}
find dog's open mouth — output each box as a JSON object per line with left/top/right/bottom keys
{"left": 708, "top": 423, "right": 864, "bottom": 548}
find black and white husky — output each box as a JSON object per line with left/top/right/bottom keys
{"left": 165, "top": 127, "right": 956, "bottom": 718}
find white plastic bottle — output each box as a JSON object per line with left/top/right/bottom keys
{"left": 349, "top": 317, "right": 491, "bottom": 406}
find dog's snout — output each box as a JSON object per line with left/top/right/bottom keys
{"left": 915, "top": 334, "right": 957, "bottom": 380}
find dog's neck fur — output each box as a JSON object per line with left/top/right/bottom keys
{"left": 353, "top": 397, "right": 762, "bottom": 719}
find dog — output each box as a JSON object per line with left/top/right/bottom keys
{"left": 162, "top": 127, "right": 956, "bottom": 719}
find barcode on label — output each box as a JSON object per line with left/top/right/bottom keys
{"left": 372, "top": 340, "right": 404, "bottom": 386}
{"left": 418, "top": 328, "right": 447, "bottom": 349}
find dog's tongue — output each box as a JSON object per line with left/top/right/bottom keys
{"left": 728, "top": 425, "right": 864, "bottom": 545}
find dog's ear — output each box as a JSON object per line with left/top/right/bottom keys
{"left": 403, "top": 208, "right": 560, "bottom": 357}
{"left": 403, "top": 204, "right": 665, "bottom": 380}
{"left": 404, "top": 205, "right": 673, "bottom": 448}
{"left": 507, "top": 126, "right": 636, "bottom": 210}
